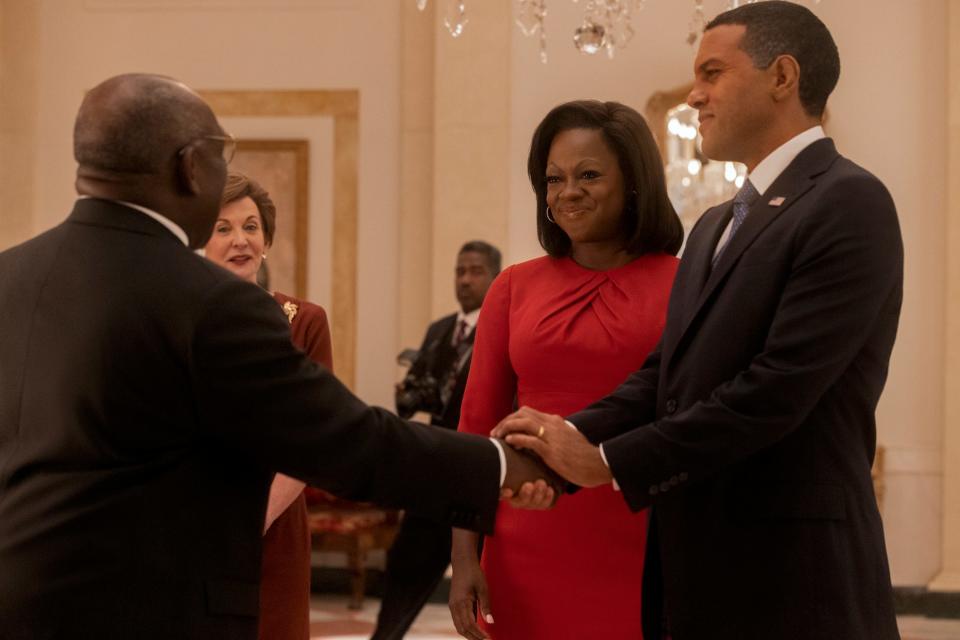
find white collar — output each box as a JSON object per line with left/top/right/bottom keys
{"left": 78, "top": 196, "right": 189, "bottom": 246}
{"left": 747, "top": 125, "right": 826, "bottom": 195}
{"left": 456, "top": 308, "right": 481, "bottom": 330}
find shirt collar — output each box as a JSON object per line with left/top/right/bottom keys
{"left": 456, "top": 308, "right": 481, "bottom": 331}
{"left": 78, "top": 196, "right": 190, "bottom": 246}
{"left": 747, "top": 125, "right": 826, "bottom": 195}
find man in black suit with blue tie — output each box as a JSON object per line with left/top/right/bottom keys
{"left": 0, "top": 73, "right": 554, "bottom": 640}
{"left": 495, "top": 3, "right": 902, "bottom": 639}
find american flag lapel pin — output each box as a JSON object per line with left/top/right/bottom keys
{"left": 768, "top": 196, "right": 786, "bottom": 206}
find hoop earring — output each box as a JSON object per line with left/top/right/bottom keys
{"left": 546, "top": 207, "right": 557, "bottom": 224}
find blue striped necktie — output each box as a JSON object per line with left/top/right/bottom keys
{"left": 713, "top": 179, "right": 759, "bottom": 266}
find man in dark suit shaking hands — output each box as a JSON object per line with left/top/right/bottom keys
{"left": 494, "top": 3, "right": 903, "bottom": 639}
{"left": 0, "top": 74, "right": 553, "bottom": 640}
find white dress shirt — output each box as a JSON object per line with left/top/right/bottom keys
{"left": 78, "top": 196, "right": 190, "bottom": 247}
{"left": 713, "top": 126, "right": 826, "bottom": 257}
{"left": 454, "top": 307, "right": 481, "bottom": 342}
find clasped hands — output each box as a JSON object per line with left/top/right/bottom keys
{"left": 496, "top": 406, "right": 613, "bottom": 510}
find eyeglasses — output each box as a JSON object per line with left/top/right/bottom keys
{"left": 178, "top": 132, "right": 238, "bottom": 165}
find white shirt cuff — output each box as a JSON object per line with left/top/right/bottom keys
{"left": 598, "top": 443, "right": 620, "bottom": 491}
{"left": 490, "top": 438, "right": 507, "bottom": 487}
{"left": 566, "top": 420, "right": 620, "bottom": 491}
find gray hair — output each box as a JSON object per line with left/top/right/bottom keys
{"left": 74, "top": 73, "right": 213, "bottom": 174}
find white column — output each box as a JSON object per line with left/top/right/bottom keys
{"left": 431, "top": 0, "right": 512, "bottom": 316}
{"left": 929, "top": 0, "right": 960, "bottom": 593}
{"left": 397, "top": 1, "right": 437, "bottom": 352}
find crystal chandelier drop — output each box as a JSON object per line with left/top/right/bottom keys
{"left": 416, "top": 0, "right": 822, "bottom": 63}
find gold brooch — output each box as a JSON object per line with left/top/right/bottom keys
{"left": 282, "top": 301, "right": 299, "bottom": 324}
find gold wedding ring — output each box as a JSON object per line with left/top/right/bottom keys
{"left": 537, "top": 425, "right": 545, "bottom": 439}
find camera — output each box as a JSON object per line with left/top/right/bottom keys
{"left": 395, "top": 348, "right": 443, "bottom": 419}
{"left": 395, "top": 373, "right": 443, "bottom": 419}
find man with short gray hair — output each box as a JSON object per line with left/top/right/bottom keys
{"left": 0, "top": 74, "right": 552, "bottom": 639}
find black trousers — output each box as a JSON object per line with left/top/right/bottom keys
{"left": 371, "top": 513, "right": 452, "bottom": 640}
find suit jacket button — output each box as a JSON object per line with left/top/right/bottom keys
{"left": 649, "top": 485, "right": 659, "bottom": 496}
{"left": 665, "top": 399, "right": 678, "bottom": 414}
{"left": 659, "top": 481, "right": 671, "bottom": 493}
{"left": 669, "top": 476, "right": 679, "bottom": 486}
{"left": 679, "top": 472, "right": 688, "bottom": 482}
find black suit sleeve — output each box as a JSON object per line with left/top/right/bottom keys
{"left": 603, "top": 174, "right": 902, "bottom": 511}
{"left": 407, "top": 321, "right": 442, "bottom": 381}
{"left": 190, "top": 281, "right": 500, "bottom": 533}
{"left": 569, "top": 206, "right": 720, "bottom": 444}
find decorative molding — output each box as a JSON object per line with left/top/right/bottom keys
{"left": 929, "top": 572, "right": 960, "bottom": 593}
{"left": 200, "top": 89, "right": 359, "bottom": 390}
{"left": 232, "top": 139, "right": 310, "bottom": 299}
{"left": 0, "top": 0, "right": 41, "bottom": 252}
{"left": 894, "top": 586, "right": 960, "bottom": 617}
{"left": 200, "top": 90, "right": 358, "bottom": 118}
{"left": 644, "top": 82, "right": 693, "bottom": 157}
{"left": 873, "top": 445, "right": 886, "bottom": 512}
{"left": 331, "top": 113, "right": 359, "bottom": 391}
{"left": 940, "top": 0, "right": 960, "bottom": 599}
{"left": 84, "top": 0, "right": 357, "bottom": 10}
{"left": 881, "top": 445, "right": 944, "bottom": 475}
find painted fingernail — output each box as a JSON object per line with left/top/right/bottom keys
{"left": 485, "top": 614, "right": 495, "bottom": 624}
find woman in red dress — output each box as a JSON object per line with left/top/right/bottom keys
{"left": 450, "top": 101, "right": 683, "bottom": 640}
{"left": 205, "top": 172, "right": 331, "bottom": 640}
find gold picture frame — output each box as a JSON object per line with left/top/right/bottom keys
{"left": 645, "top": 82, "right": 694, "bottom": 157}
{"left": 199, "top": 89, "right": 359, "bottom": 389}
{"left": 230, "top": 139, "right": 310, "bottom": 299}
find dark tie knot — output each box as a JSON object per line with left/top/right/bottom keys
{"left": 734, "top": 179, "right": 759, "bottom": 207}
{"left": 453, "top": 319, "right": 468, "bottom": 347}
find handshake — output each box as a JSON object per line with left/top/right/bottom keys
{"left": 494, "top": 406, "right": 614, "bottom": 510}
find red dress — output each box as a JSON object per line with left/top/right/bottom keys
{"left": 258, "top": 292, "right": 333, "bottom": 640}
{"left": 458, "top": 254, "right": 677, "bottom": 640}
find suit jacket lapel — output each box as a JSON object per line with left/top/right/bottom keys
{"left": 661, "top": 205, "right": 732, "bottom": 370}
{"left": 431, "top": 314, "right": 458, "bottom": 350}
{"left": 690, "top": 205, "right": 733, "bottom": 295}
{"left": 673, "top": 204, "right": 731, "bottom": 327}
{"left": 668, "top": 139, "right": 841, "bottom": 367}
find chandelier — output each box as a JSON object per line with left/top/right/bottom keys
{"left": 418, "top": 0, "right": 822, "bottom": 63}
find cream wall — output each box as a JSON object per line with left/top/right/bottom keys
{"left": 396, "top": 1, "right": 435, "bottom": 354}
{"left": 430, "top": 1, "right": 512, "bottom": 317}
{"left": 503, "top": 0, "right": 949, "bottom": 585}
{"left": 24, "top": 0, "right": 401, "bottom": 407}
{"left": 822, "top": 0, "right": 948, "bottom": 588}
{"left": 931, "top": 0, "right": 960, "bottom": 592}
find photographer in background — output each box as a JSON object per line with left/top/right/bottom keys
{"left": 373, "top": 240, "right": 500, "bottom": 640}
{"left": 394, "top": 240, "right": 501, "bottom": 429}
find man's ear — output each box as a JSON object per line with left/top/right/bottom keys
{"left": 176, "top": 145, "right": 203, "bottom": 195}
{"left": 770, "top": 54, "right": 801, "bottom": 103}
